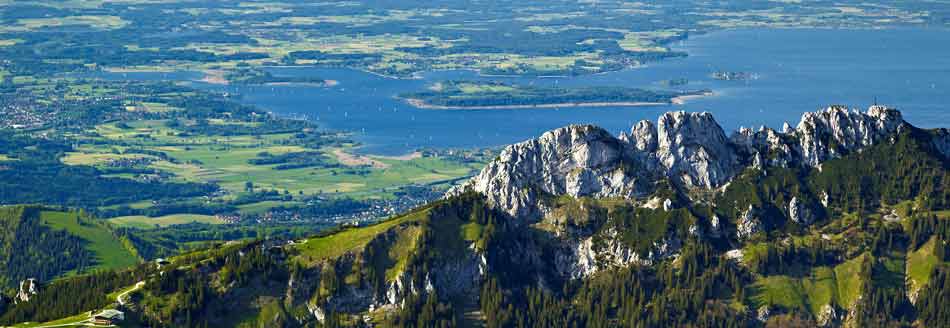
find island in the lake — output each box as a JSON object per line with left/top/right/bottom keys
{"left": 400, "top": 81, "right": 712, "bottom": 110}
{"left": 660, "top": 78, "right": 690, "bottom": 87}
{"left": 711, "top": 71, "right": 757, "bottom": 81}
{"left": 211, "top": 68, "right": 338, "bottom": 86}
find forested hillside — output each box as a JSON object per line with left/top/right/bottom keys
{"left": 2, "top": 109, "right": 949, "bottom": 327}
{"left": 0, "top": 206, "right": 139, "bottom": 289}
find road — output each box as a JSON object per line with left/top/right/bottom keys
{"left": 117, "top": 281, "right": 145, "bottom": 306}
{"left": 18, "top": 282, "right": 144, "bottom": 328}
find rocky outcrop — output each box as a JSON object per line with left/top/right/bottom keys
{"left": 817, "top": 304, "right": 839, "bottom": 327}
{"left": 454, "top": 106, "right": 907, "bottom": 224}
{"left": 448, "top": 106, "right": 910, "bottom": 282}
{"left": 451, "top": 124, "right": 647, "bottom": 221}
{"left": 732, "top": 125, "right": 795, "bottom": 169}
{"left": 783, "top": 122, "right": 794, "bottom": 134}
{"left": 15, "top": 278, "right": 38, "bottom": 304}
{"left": 558, "top": 228, "right": 681, "bottom": 279}
{"left": 708, "top": 215, "right": 723, "bottom": 238}
{"left": 450, "top": 111, "right": 742, "bottom": 221}
{"left": 424, "top": 248, "right": 485, "bottom": 298}
{"left": 736, "top": 205, "right": 762, "bottom": 240}
{"left": 622, "top": 120, "right": 658, "bottom": 152}
{"left": 656, "top": 111, "right": 737, "bottom": 188}
{"left": 793, "top": 105, "right": 903, "bottom": 167}
{"left": 788, "top": 196, "right": 814, "bottom": 225}
{"left": 306, "top": 224, "right": 485, "bottom": 324}
{"left": 725, "top": 249, "right": 744, "bottom": 263}
{"left": 732, "top": 105, "right": 904, "bottom": 170}
{"left": 756, "top": 305, "right": 771, "bottom": 322}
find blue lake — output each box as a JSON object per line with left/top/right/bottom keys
{"left": 88, "top": 28, "right": 950, "bottom": 155}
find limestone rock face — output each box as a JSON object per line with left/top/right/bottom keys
{"left": 451, "top": 106, "right": 912, "bottom": 281}
{"left": 732, "top": 106, "right": 904, "bottom": 170}
{"left": 306, "top": 226, "right": 485, "bottom": 323}
{"left": 817, "top": 304, "right": 839, "bottom": 327}
{"left": 564, "top": 234, "right": 644, "bottom": 279}
{"left": 794, "top": 105, "right": 904, "bottom": 167}
{"left": 656, "top": 111, "right": 737, "bottom": 188}
{"left": 624, "top": 120, "right": 658, "bottom": 153}
{"left": 782, "top": 122, "right": 794, "bottom": 134}
{"left": 725, "top": 249, "right": 744, "bottom": 263}
{"left": 708, "top": 215, "right": 722, "bottom": 238}
{"left": 736, "top": 205, "right": 762, "bottom": 240}
{"left": 452, "top": 111, "right": 744, "bottom": 220}
{"left": 732, "top": 126, "right": 795, "bottom": 169}
{"left": 756, "top": 305, "right": 771, "bottom": 322}
{"left": 453, "top": 106, "right": 908, "bottom": 230}
{"left": 15, "top": 278, "right": 38, "bottom": 304}
{"left": 559, "top": 228, "right": 681, "bottom": 279}
{"left": 451, "top": 124, "right": 648, "bottom": 221}
{"left": 788, "top": 196, "right": 814, "bottom": 225}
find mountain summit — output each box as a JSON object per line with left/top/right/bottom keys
{"left": 452, "top": 106, "right": 913, "bottom": 221}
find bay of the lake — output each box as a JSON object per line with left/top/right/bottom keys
{"left": 86, "top": 28, "right": 950, "bottom": 155}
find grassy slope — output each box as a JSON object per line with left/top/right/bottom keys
{"left": 906, "top": 237, "right": 939, "bottom": 293}
{"left": 293, "top": 197, "right": 483, "bottom": 286}
{"left": 293, "top": 207, "right": 431, "bottom": 264}
{"left": 9, "top": 312, "right": 91, "bottom": 327}
{"left": 108, "top": 213, "right": 223, "bottom": 229}
{"left": 39, "top": 210, "right": 139, "bottom": 271}
{"left": 750, "top": 253, "right": 868, "bottom": 314}
{"left": 833, "top": 253, "right": 867, "bottom": 308}
{"left": 382, "top": 224, "right": 423, "bottom": 281}
{"left": 801, "top": 266, "right": 837, "bottom": 315}
{"left": 751, "top": 275, "right": 809, "bottom": 312}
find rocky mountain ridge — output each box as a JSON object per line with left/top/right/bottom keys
{"left": 451, "top": 105, "right": 909, "bottom": 222}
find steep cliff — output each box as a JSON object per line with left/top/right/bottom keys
{"left": 455, "top": 106, "right": 908, "bottom": 223}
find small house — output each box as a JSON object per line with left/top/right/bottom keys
{"left": 91, "top": 309, "right": 125, "bottom": 325}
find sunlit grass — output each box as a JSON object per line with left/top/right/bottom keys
{"left": 293, "top": 207, "right": 430, "bottom": 265}
{"left": 109, "top": 214, "right": 224, "bottom": 229}
{"left": 40, "top": 211, "right": 139, "bottom": 271}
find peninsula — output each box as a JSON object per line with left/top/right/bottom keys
{"left": 401, "top": 80, "right": 711, "bottom": 110}
{"left": 222, "top": 68, "right": 337, "bottom": 86}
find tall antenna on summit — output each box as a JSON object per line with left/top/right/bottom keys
{"left": 873, "top": 96, "right": 878, "bottom": 106}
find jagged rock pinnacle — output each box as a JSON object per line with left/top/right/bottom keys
{"left": 451, "top": 106, "right": 908, "bottom": 221}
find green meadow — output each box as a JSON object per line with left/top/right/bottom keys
{"left": 39, "top": 211, "right": 139, "bottom": 272}
{"left": 61, "top": 118, "right": 482, "bottom": 216}
{"left": 108, "top": 214, "right": 224, "bottom": 229}
{"left": 293, "top": 207, "right": 430, "bottom": 265}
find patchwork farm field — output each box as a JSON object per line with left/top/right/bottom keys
{"left": 108, "top": 214, "right": 224, "bottom": 229}
{"left": 60, "top": 118, "right": 483, "bottom": 218}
